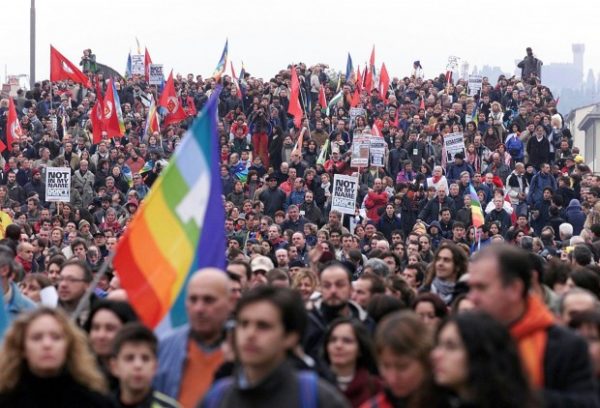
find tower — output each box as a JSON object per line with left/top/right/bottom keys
{"left": 572, "top": 43, "right": 585, "bottom": 86}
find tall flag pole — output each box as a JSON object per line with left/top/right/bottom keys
{"left": 212, "top": 39, "right": 229, "bottom": 82}
{"left": 114, "top": 88, "right": 226, "bottom": 329}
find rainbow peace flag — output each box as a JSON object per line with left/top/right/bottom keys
{"left": 114, "top": 89, "right": 225, "bottom": 329}
{"left": 469, "top": 184, "right": 484, "bottom": 228}
{"left": 212, "top": 39, "right": 228, "bottom": 81}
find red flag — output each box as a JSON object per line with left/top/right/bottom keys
{"left": 144, "top": 47, "right": 153, "bottom": 82}
{"left": 364, "top": 65, "right": 372, "bottom": 92}
{"left": 445, "top": 70, "right": 453, "bottom": 84}
{"left": 350, "top": 88, "right": 360, "bottom": 108}
{"left": 5, "top": 98, "right": 21, "bottom": 152}
{"left": 391, "top": 108, "right": 399, "bottom": 128}
{"left": 355, "top": 65, "right": 362, "bottom": 91}
{"left": 371, "top": 124, "right": 382, "bottom": 137}
{"left": 419, "top": 97, "right": 425, "bottom": 110}
{"left": 318, "top": 85, "right": 327, "bottom": 110}
{"left": 379, "top": 63, "right": 390, "bottom": 102}
{"left": 159, "top": 71, "right": 187, "bottom": 126}
{"left": 90, "top": 82, "right": 105, "bottom": 144}
{"left": 369, "top": 46, "right": 376, "bottom": 73}
{"left": 50, "top": 46, "right": 90, "bottom": 86}
{"left": 288, "top": 66, "right": 303, "bottom": 129}
{"left": 103, "top": 79, "right": 123, "bottom": 137}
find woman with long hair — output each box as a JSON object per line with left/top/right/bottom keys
{"left": 361, "top": 311, "right": 438, "bottom": 408}
{"left": 421, "top": 242, "right": 468, "bottom": 306}
{"left": 323, "top": 318, "right": 382, "bottom": 407}
{"left": 0, "top": 308, "right": 113, "bottom": 407}
{"left": 432, "top": 312, "right": 536, "bottom": 407}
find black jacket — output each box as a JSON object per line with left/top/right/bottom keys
{"left": 542, "top": 325, "right": 600, "bottom": 408}
{"left": 0, "top": 369, "right": 115, "bottom": 408}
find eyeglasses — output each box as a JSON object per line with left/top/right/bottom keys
{"left": 57, "top": 276, "right": 87, "bottom": 284}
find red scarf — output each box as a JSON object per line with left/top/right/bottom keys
{"left": 509, "top": 295, "right": 554, "bottom": 388}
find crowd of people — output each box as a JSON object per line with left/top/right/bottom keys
{"left": 0, "top": 46, "right": 599, "bottom": 406}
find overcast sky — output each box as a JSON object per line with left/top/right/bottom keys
{"left": 3, "top": 0, "right": 600, "bottom": 85}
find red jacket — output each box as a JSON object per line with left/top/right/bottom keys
{"left": 324, "top": 158, "right": 351, "bottom": 175}
{"left": 365, "top": 190, "right": 388, "bottom": 222}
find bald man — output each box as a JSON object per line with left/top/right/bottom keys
{"left": 155, "top": 268, "right": 233, "bottom": 407}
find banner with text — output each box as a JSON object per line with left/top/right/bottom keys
{"left": 332, "top": 174, "right": 359, "bottom": 215}
{"left": 443, "top": 132, "right": 465, "bottom": 164}
{"left": 45, "top": 167, "right": 71, "bottom": 202}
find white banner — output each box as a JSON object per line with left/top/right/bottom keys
{"left": 331, "top": 174, "right": 359, "bottom": 215}
{"left": 131, "top": 54, "right": 145, "bottom": 75}
{"left": 351, "top": 136, "right": 370, "bottom": 168}
{"left": 45, "top": 167, "right": 71, "bottom": 202}
{"left": 149, "top": 64, "right": 164, "bottom": 85}
{"left": 443, "top": 132, "right": 466, "bottom": 164}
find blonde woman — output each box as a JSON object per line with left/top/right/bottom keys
{"left": 0, "top": 308, "right": 113, "bottom": 407}
{"left": 292, "top": 268, "right": 320, "bottom": 309}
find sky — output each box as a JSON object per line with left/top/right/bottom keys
{"left": 3, "top": 0, "right": 600, "bottom": 86}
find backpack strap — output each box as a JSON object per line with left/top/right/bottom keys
{"left": 297, "top": 370, "right": 319, "bottom": 408}
{"left": 203, "top": 377, "right": 234, "bottom": 408}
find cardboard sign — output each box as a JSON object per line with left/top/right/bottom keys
{"left": 131, "top": 54, "right": 145, "bottom": 75}
{"left": 149, "top": 64, "right": 164, "bottom": 85}
{"left": 443, "top": 132, "right": 466, "bottom": 163}
{"left": 45, "top": 167, "right": 71, "bottom": 202}
{"left": 331, "top": 174, "right": 359, "bottom": 215}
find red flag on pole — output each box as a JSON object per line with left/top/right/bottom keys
{"left": 90, "top": 82, "right": 105, "bottom": 144}
{"left": 5, "top": 98, "right": 21, "bottom": 152}
{"left": 288, "top": 66, "right": 303, "bottom": 129}
{"left": 144, "top": 47, "right": 153, "bottom": 82}
{"left": 355, "top": 65, "right": 362, "bottom": 91}
{"left": 379, "top": 63, "right": 390, "bottom": 102}
{"left": 159, "top": 71, "right": 187, "bottom": 126}
{"left": 50, "top": 46, "right": 90, "bottom": 86}
{"left": 103, "top": 79, "right": 123, "bottom": 138}
{"left": 364, "top": 66, "right": 372, "bottom": 92}
{"left": 318, "top": 85, "right": 327, "bottom": 110}
{"left": 350, "top": 88, "right": 360, "bottom": 108}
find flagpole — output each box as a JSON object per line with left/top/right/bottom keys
{"left": 71, "top": 251, "right": 116, "bottom": 324}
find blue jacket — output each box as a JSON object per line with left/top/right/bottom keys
{"left": 527, "top": 172, "right": 557, "bottom": 205}
{"left": 565, "top": 199, "right": 586, "bottom": 235}
{"left": 6, "top": 281, "right": 35, "bottom": 322}
{"left": 446, "top": 161, "right": 473, "bottom": 183}
{"left": 154, "top": 325, "right": 191, "bottom": 399}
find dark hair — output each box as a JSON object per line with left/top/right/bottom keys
{"left": 385, "top": 275, "right": 416, "bottom": 306}
{"left": 412, "top": 293, "right": 448, "bottom": 319}
{"left": 235, "top": 286, "right": 307, "bottom": 338}
{"left": 61, "top": 258, "right": 93, "bottom": 283}
{"left": 436, "top": 312, "right": 535, "bottom": 407}
{"left": 227, "top": 259, "right": 252, "bottom": 281}
{"left": 323, "top": 317, "right": 378, "bottom": 374}
{"left": 572, "top": 245, "right": 593, "bottom": 266}
{"left": 425, "top": 242, "right": 468, "bottom": 286}
{"left": 367, "top": 294, "right": 406, "bottom": 323}
{"left": 84, "top": 299, "right": 139, "bottom": 333}
{"left": 471, "top": 244, "right": 532, "bottom": 297}
{"left": 5, "top": 224, "right": 21, "bottom": 241}
{"left": 570, "top": 267, "right": 600, "bottom": 299}
{"left": 111, "top": 322, "right": 158, "bottom": 358}
{"left": 359, "top": 274, "right": 386, "bottom": 296}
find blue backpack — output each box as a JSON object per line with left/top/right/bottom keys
{"left": 204, "top": 370, "right": 318, "bottom": 408}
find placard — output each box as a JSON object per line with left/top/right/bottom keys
{"left": 45, "top": 167, "right": 71, "bottom": 202}
{"left": 149, "top": 64, "right": 164, "bottom": 85}
{"left": 331, "top": 174, "right": 359, "bottom": 215}
{"left": 369, "top": 137, "right": 386, "bottom": 167}
{"left": 131, "top": 54, "right": 145, "bottom": 75}
{"left": 351, "top": 136, "right": 370, "bottom": 168}
{"left": 443, "top": 132, "right": 466, "bottom": 164}
{"left": 468, "top": 74, "right": 483, "bottom": 96}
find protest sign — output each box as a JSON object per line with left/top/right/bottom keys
{"left": 349, "top": 107, "right": 366, "bottom": 128}
{"left": 45, "top": 167, "right": 71, "bottom": 202}
{"left": 443, "top": 133, "right": 466, "bottom": 163}
{"left": 369, "top": 137, "right": 386, "bottom": 167}
{"left": 468, "top": 74, "right": 483, "bottom": 96}
{"left": 331, "top": 174, "right": 359, "bottom": 215}
{"left": 149, "top": 64, "right": 164, "bottom": 85}
{"left": 131, "top": 54, "right": 145, "bottom": 75}
{"left": 351, "top": 136, "right": 370, "bottom": 168}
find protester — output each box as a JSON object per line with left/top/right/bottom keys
{"left": 0, "top": 307, "right": 114, "bottom": 407}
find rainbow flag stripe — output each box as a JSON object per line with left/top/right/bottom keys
{"left": 212, "top": 39, "right": 228, "bottom": 81}
{"left": 114, "top": 89, "right": 225, "bottom": 329}
{"left": 469, "top": 184, "right": 484, "bottom": 228}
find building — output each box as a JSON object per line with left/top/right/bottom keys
{"left": 565, "top": 102, "right": 600, "bottom": 171}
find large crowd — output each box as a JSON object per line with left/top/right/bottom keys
{"left": 0, "top": 47, "right": 599, "bottom": 407}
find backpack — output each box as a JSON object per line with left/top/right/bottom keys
{"left": 204, "top": 370, "right": 319, "bottom": 408}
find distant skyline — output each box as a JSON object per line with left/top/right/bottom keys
{"left": 3, "top": 0, "right": 600, "bottom": 84}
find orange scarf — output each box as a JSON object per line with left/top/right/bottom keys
{"left": 509, "top": 295, "right": 554, "bottom": 388}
